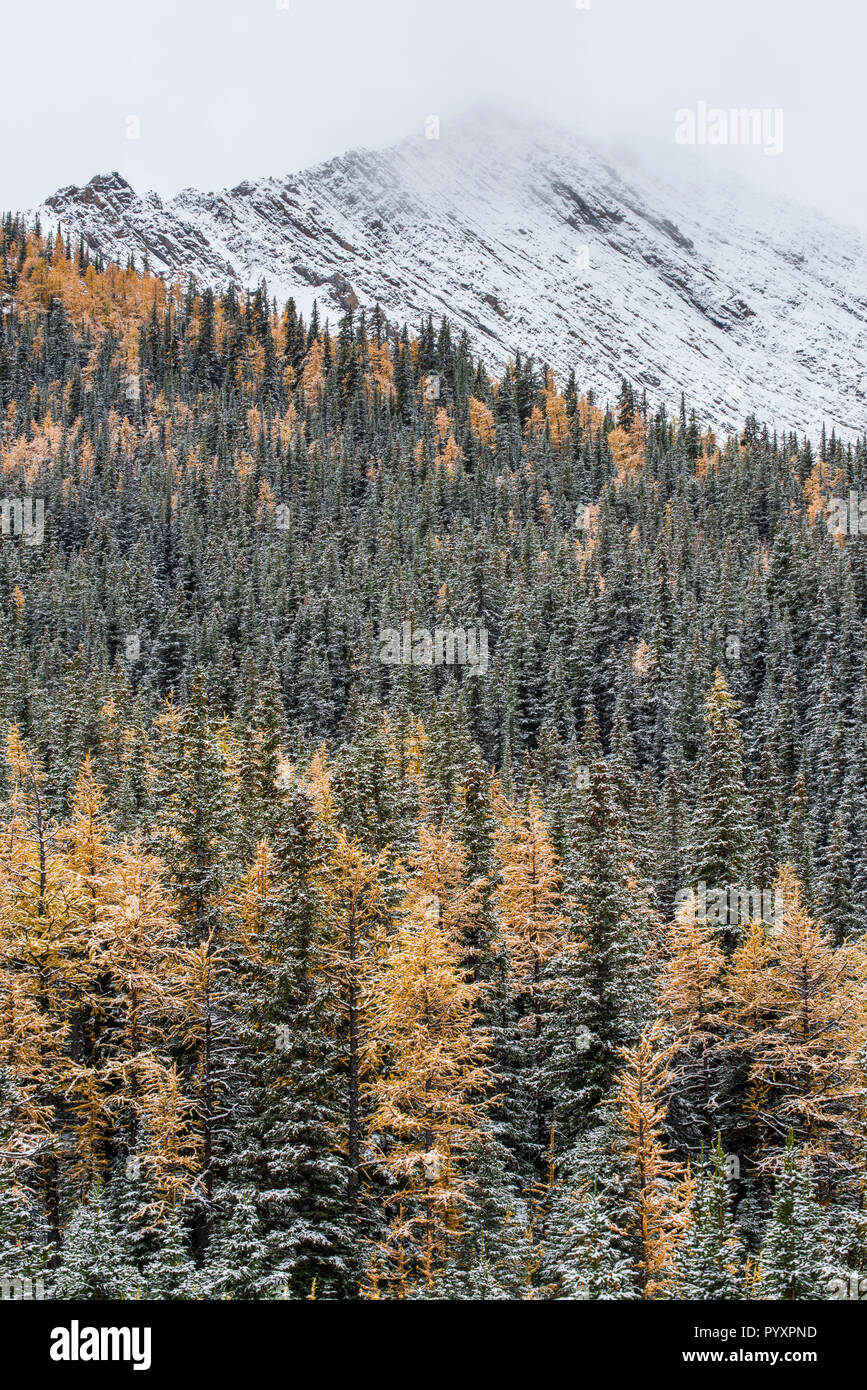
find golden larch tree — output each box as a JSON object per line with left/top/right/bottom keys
{"left": 608, "top": 1021, "right": 689, "bottom": 1298}
{"left": 365, "top": 834, "right": 492, "bottom": 1296}
{"left": 727, "top": 865, "right": 867, "bottom": 1193}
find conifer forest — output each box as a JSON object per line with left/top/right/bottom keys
{"left": 2, "top": 220, "right": 867, "bottom": 1306}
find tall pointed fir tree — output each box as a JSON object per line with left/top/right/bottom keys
{"left": 547, "top": 759, "right": 654, "bottom": 1149}
{"left": 154, "top": 672, "right": 230, "bottom": 944}
{"left": 229, "top": 782, "right": 356, "bottom": 1298}
{"left": 688, "top": 671, "right": 752, "bottom": 947}
{"left": 670, "top": 1137, "right": 744, "bottom": 1299}
{"left": 758, "top": 1135, "right": 832, "bottom": 1300}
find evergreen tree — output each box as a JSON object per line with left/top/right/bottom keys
{"left": 549, "top": 760, "right": 653, "bottom": 1140}
{"left": 543, "top": 1179, "right": 635, "bottom": 1300}
{"left": 230, "top": 784, "right": 355, "bottom": 1298}
{"left": 55, "top": 1186, "right": 138, "bottom": 1300}
{"left": 670, "top": 1138, "right": 744, "bottom": 1299}
{"left": 758, "top": 1135, "right": 832, "bottom": 1300}
{"left": 689, "top": 672, "right": 753, "bottom": 935}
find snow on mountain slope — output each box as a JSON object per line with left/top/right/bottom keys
{"left": 37, "top": 114, "right": 867, "bottom": 440}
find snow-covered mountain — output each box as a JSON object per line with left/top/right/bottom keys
{"left": 38, "top": 114, "right": 867, "bottom": 439}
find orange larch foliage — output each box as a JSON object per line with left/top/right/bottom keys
{"left": 608, "top": 412, "right": 647, "bottom": 483}
{"left": 542, "top": 371, "right": 570, "bottom": 449}
{"left": 468, "top": 395, "right": 496, "bottom": 449}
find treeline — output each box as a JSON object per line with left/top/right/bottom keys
{"left": 0, "top": 219, "right": 866, "bottom": 1298}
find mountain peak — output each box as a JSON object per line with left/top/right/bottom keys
{"left": 46, "top": 170, "right": 136, "bottom": 213}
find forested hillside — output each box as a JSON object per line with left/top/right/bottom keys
{"left": 1, "top": 219, "right": 866, "bottom": 1300}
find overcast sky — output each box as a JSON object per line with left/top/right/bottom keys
{"left": 4, "top": 0, "right": 866, "bottom": 230}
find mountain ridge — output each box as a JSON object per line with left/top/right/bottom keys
{"left": 36, "top": 116, "right": 867, "bottom": 440}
